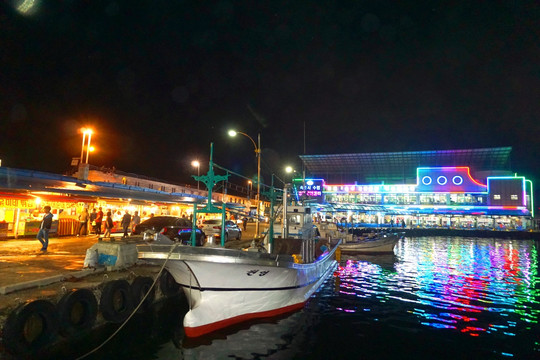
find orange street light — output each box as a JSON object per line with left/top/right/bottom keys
{"left": 80, "top": 128, "right": 94, "bottom": 164}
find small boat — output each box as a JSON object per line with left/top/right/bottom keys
{"left": 137, "top": 206, "right": 340, "bottom": 338}
{"left": 338, "top": 231, "right": 403, "bottom": 254}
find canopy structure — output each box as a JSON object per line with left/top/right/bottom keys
{"left": 299, "top": 147, "right": 512, "bottom": 184}
{"left": 0, "top": 167, "right": 203, "bottom": 205}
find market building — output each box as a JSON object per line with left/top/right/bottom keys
{"left": 294, "top": 147, "right": 536, "bottom": 230}
{"left": 0, "top": 165, "right": 268, "bottom": 239}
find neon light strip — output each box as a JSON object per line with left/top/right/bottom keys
{"left": 526, "top": 179, "right": 535, "bottom": 218}
{"left": 393, "top": 205, "right": 526, "bottom": 210}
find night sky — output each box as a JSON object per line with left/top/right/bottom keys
{"left": 1, "top": 0, "right": 539, "bottom": 189}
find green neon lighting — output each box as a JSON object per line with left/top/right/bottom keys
{"left": 525, "top": 179, "right": 534, "bottom": 218}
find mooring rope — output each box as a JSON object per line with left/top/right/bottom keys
{"left": 75, "top": 243, "right": 180, "bottom": 360}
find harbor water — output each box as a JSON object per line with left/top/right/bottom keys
{"left": 52, "top": 236, "right": 540, "bottom": 360}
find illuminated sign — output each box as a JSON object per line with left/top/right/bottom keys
{"left": 416, "top": 167, "right": 487, "bottom": 193}
{"left": 0, "top": 197, "right": 80, "bottom": 209}
{"left": 292, "top": 178, "right": 325, "bottom": 202}
{"left": 0, "top": 198, "right": 36, "bottom": 209}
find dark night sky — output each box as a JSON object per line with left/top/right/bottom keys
{"left": 1, "top": 0, "right": 539, "bottom": 189}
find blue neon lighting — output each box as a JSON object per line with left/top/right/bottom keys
{"left": 453, "top": 176, "right": 463, "bottom": 185}
{"left": 422, "top": 176, "right": 432, "bottom": 185}
{"left": 437, "top": 176, "right": 448, "bottom": 185}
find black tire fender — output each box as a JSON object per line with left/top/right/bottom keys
{"left": 159, "top": 270, "right": 180, "bottom": 297}
{"left": 131, "top": 276, "right": 156, "bottom": 313}
{"left": 99, "top": 280, "right": 134, "bottom": 323}
{"left": 57, "top": 288, "right": 98, "bottom": 337}
{"left": 2, "top": 299, "right": 59, "bottom": 356}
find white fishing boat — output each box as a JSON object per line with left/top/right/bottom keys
{"left": 338, "top": 231, "right": 403, "bottom": 254}
{"left": 137, "top": 205, "right": 340, "bottom": 338}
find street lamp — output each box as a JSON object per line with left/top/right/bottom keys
{"left": 228, "top": 129, "right": 261, "bottom": 237}
{"left": 80, "top": 128, "right": 93, "bottom": 164}
{"left": 191, "top": 160, "right": 200, "bottom": 190}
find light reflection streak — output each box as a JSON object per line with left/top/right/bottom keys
{"left": 335, "top": 237, "right": 540, "bottom": 341}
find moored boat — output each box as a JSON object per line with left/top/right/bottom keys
{"left": 338, "top": 231, "right": 403, "bottom": 254}
{"left": 137, "top": 144, "right": 340, "bottom": 337}
{"left": 137, "top": 235, "right": 339, "bottom": 337}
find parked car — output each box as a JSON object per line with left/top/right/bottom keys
{"left": 201, "top": 219, "right": 242, "bottom": 242}
{"left": 132, "top": 216, "right": 205, "bottom": 246}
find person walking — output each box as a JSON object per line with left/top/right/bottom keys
{"left": 36, "top": 205, "right": 53, "bottom": 252}
{"left": 89, "top": 208, "right": 97, "bottom": 234}
{"left": 121, "top": 210, "right": 132, "bottom": 238}
{"left": 131, "top": 211, "right": 141, "bottom": 234}
{"left": 102, "top": 210, "right": 113, "bottom": 239}
{"left": 77, "top": 208, "right": 89, "bottom": 236}
{"left": 95, "top": 207, "right": 103, "bottom": 236}
{"left": 242, "top": 217, "right": 248, "bottom": 231}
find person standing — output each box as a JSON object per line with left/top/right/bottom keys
{"left": 131, "top": 211, "right": 141, "bottom": 234}
{"left": 121, "top": 210, "right": 132, "bottom": 238}
{"left": 95, "top": 207, "right": 104, "bottom": 236}
{"left": 242, "top": 217, "right": 248, "bottom": 231}
{"left": 37, "top": 205, "right": 53, "bottom": 252}
{"left": 77, "top": 208, "right": 89, "bottom": 236}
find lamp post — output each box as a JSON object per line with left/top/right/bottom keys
{"left": 229, "top": 129, "right": 261, "bottom": 237}
{"left": 191, "top": 160, "right": 200, "bottom": 190}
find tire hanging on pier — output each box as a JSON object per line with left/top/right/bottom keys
{"left": 2, "top": 299, "right": 59, "bottom": 356}
{"left": 131, "top": 276, "right": 156, "bottom": 313}
{"left": 100, "top": 279, "right": 134, "bottom": 323}
{"left": 57, "top": 288, "right": 98, "bottom": 337}
{"left": 159, "top": 270, "right": 180, "bottom": 297}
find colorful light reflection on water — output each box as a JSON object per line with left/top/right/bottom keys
{"left": 336, "top": 236, "right": 540, "bottom": 358}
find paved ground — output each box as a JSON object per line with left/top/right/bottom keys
{"left": 0, "top": 222, "right": 267, "bottom": 289}
{"left": 0, "top": 222, "right": 267, "bottom": 325}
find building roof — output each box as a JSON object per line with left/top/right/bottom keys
{"left": 0, "top": 167, "right": 204, "bottom": 204}
{"left": 299, "top": 147, "right": 512, "bottom": 184}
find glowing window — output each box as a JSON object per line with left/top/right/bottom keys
{"left": 437, "top": 176, "right": 447, "bottom": 185}
{"left": 511, "top": 195, "right": 518, "bottom": 200}
{"left": 494, "top": 194, "right": 501, "bottom": 200}
{"left": 422, "top": 176, "right": 432, "bottom": 185}
{"left": 452, "top": 176, "right": 463, "bottom": 185}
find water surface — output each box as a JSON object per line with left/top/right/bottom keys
{"left": 67, "top": 236, "right": 540, "bottom": 360}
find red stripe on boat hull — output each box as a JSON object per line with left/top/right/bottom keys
{"left": 184, "top": 301, "right": 306, "bottom": 338}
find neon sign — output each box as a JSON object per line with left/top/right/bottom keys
{"left": 417, "top": 167, "right": 487, "bottom": 193}
{"left": 292, "top": 178, "right": 325, "bottom": 202}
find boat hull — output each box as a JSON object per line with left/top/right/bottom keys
{"left": 138, "top": 244, "right": 338, "bottom": 337}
